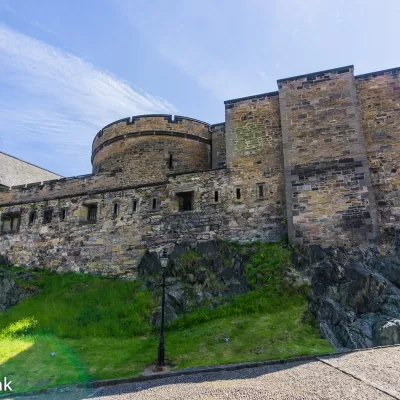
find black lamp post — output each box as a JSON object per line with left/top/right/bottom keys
{"left": 157, "top": 248, "right": 168, "bottom": 367}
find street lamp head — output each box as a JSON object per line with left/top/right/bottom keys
{"left": 159, "top": 248, "right": 168, "bottom": 270}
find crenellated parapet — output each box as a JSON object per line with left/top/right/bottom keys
{"left": 91, "top": 115, "right": 213, "bottom": 185}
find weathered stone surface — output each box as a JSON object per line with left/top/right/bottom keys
{"left": 0, "top": 269, "right": 39, "bottom": 312}
{"left": 139, "top": 241, "right": 254, "bottom": 324}
{"left": 373, "top": 319, "right": 400, "bottom": 345}
{"left": 279, "top": 67, "right": 379, "bottom": 247}
{"left": 307, "top": 246, "right": 400, "bottom": 349}
{"left": 356, "top": 70, "right": 400, "bottom": 248}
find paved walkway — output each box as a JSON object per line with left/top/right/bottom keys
{"left": 5, "top": 347, "right": 400, "bottom": 400}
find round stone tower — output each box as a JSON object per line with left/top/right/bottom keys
{"left": 91, "top": 115, "right": 211, "bottom": 184}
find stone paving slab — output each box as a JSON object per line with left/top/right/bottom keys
{"left": 318, "top": 347, "right": 400, "bottom": 399}
{"left": 89, "top": 359, "right": 394, "bottom": 400}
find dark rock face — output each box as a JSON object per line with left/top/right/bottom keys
{"left": 0, "top": 271, "right": 21, "bottom": 312}
{"left": 138, "top": 241, "right": 254, "bottom": 325}
{"left": 307, "top": 246, "right": 400, "bottom": 349}
{"left": 0, "top": 268, "right": 40, "bottom": 312}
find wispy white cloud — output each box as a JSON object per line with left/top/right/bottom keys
{"left": 0, "top": 25, "right": 176, "bottom": 175}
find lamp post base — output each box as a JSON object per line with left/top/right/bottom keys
{"left": 152, "top": 364, "right": 170, "bottom": 373}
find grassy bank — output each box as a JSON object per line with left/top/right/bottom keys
{"left": 0, "top": 243, "right": 333, "bottom": 393}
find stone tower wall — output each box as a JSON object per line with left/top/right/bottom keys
{"left": 224, "top": 92, "right": 286, "bottom": 241}
{"left": 211, "top": 123, "right": 226, "bottom": 169}
{"left": 279, "top": 66, "right": 379, "bottom": 247}
{"left": 356, "top": 68, "right": 400, "bottom": 245}
{"left": 92, "top": 115, "right": 212, "bottom": 184}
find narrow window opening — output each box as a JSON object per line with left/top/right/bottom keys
{"left": 29, "top": 211, "right": 37, "bottom": 225}
{"left": 176, "top": 191, "right": 194, "bottom": 212}
{"left": 258, "top": 184, "right": 264, "bottom": 199}
{"left": 132, "top": 199, "right": 138, "bottom": 213}
{"left": 113, "top": 203, "right": 119, "bottom": 217}
{"left": 43, "top": 209, "right": 53, "bottom": 224}
{"left": 236, "top": 188, "right": 241, "bottom": 200}
{"left": 169, "top": 154, "right": 173, "bottom": 169}
{"left": 214, "top": 191, "right": 219, "bottom": 203}
{"left": 87, "top": 204, "right": 97, "bottom": 222}
{"left": 60, "top": 209, "right": 67, "bottom": 221}
{"left": 152, "top": 198, "right": 158, "bottom": 211}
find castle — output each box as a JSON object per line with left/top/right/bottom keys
{"left": 0, "top": 65, "right": 399, "bottom": 276}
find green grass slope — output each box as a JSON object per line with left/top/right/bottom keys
{"left": 0, "top": 243, "right": 333, "bottom": 393}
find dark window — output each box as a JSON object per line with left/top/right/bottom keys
{"left": 214, "top": 191, "right": 219, "bottom": 203}
{"left": 236, "top": 188, "right": 241, "bottom": 200}
{"left": 113, "top": 203, "right": 119, "bottom": 217}
{"left": 29, "top": 211, "right": 37, "bottom": 225}
{"left": 1, "top": 213, "right": 20, "bottom": 233}
{"left": 132, "top": 199, "right": 138, "bottom": 213}
{"left": 152, "top": 198, "right": 158, "bottom": 211}
{"left": 169, "top": 154, "right": 173, "bottom": 169}
{"left": 258, "top": 184, "right": 264, "bottom": 199}
{"left": 87, "top": 204, "right": 97, "bottom": 222}
{"left": 176, "top": 191, "right": 194, "bottom": 212}
{"left": 43, "top": 209, "right": 53, "bottom": 224}
{"left": 60, "top": 208, "right": 67, "bottom": 221}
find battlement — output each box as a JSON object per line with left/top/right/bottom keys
{"left": 224, "top": 91, "right": 279, "bottom": 107}
{"left": 94, "top": 114, "right": 211, "bottom": 144}
{"left": 0, "top": 172, "right": 123, "bottom": 206}
{"left": 277, "top": 65, "right": 354, "bottom": 86}
{"left": 355, "top": 66, "right": 400, "bottom": 81}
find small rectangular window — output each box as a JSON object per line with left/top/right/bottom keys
{"left": 152, "top": 198, "right": 158, "bottom": 211}
{"left": 236, "top": 188, "right": 241, "bottom": 200}
{"left": 87, "top": 204, "right": 97, "bottom": 222}
{"left": 214, "top": 191, "right": 219, "bottom": 203}
{"left": 257, "top": 184, "right": 265, "bottom": 199}
{"left": 60, "top": 208, "right": 67, "bottom": 221}
{"left": 113, "top": 203, "right": 120, "bottom": 217}
{"left": 176, "top": 191, "right": 194, "bottom": 212}
{"left": 43, "top": 209, "right": 53, "bottom": 224}
{"left": 29, "top": 211, "right": 37, "bottom": 225}
{"left": 132, "top": 199, "right": 138, "bottom": 213}
{"left": 1, "top": 213, "right": 21, "bottom": 234}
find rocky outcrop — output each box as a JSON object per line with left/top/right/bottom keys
{"left": 0, "top": 268, "right": 40, "bottom": 312}
{"left": 0, "top": 270, "right": 21, "bottom": 312}
{"left": 138, "top": 241, "right": 254, "bottom": 325}
{"left": 306, "top": 246, "right": 400, "bottom": 349}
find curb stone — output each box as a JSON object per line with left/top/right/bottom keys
{"left": 1, "top": 344, "right": 399, "bottom": 399}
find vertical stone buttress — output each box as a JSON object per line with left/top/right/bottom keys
{"left": 279, "top": 66, "right": 379, "bottom": 246}
{"left": 356, "top": 68, "right": 400, "bottom": 249}
{"left": 224, "top": 92, "right": 286, "bottom": 242}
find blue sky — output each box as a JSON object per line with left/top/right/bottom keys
{"left": 0, "top": 0, "right": 399, "bottom": 177}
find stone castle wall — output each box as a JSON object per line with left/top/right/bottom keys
{"left": 0, "top": 65, "right": 399, "bottom": 276}
{"left": 0, "top": 168, "right": 286, "bottom": 276}
{"left": 356, "top": 69, "right": 400, "bottom": 245}
{"left": 279, "top": 66, "right": 379, "bottom": 247}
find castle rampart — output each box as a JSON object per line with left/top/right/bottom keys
{"left": 0, "top": 65, "right": 398, "bottom": 276}
{"left": 91, "top": 115, "right": 212, "bottom": 185}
